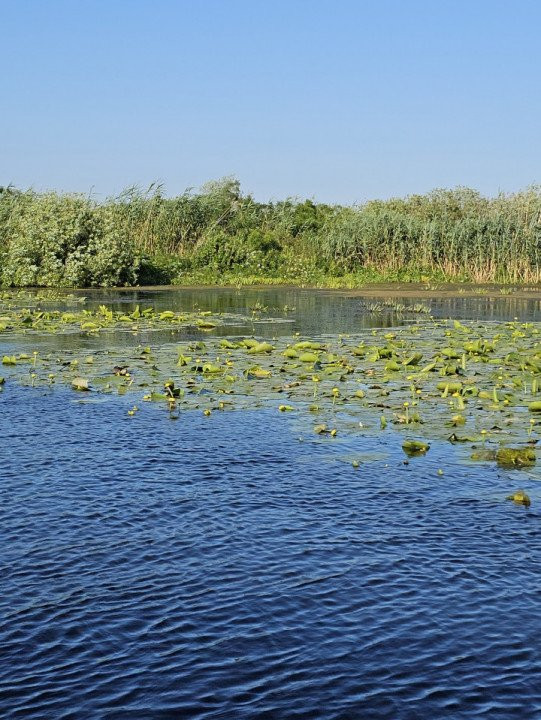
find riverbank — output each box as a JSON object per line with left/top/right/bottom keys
{"left": 2, "top": 181, "right": 541, "bottom": 288}
{"left": 5, "top": 278, "right": 541, "bottom": 307}
{"left": 158, "top": 271, "right": 541, "bottom": 297}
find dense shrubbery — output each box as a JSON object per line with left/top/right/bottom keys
{"left": 1, "top": 180, "right": 540, "bottom": 287}
{"left": 0, "top": 190, "right": 139, "bottom": 287}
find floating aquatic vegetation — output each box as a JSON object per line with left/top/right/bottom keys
{"left": 0, "top": 289, "right": 87, "bottom": 307}
{"left": 365, "top": 300, "right": 432, "bottom": 315}
{"left": 0, "top": 295, "right": 250, "bottom": 337}
{"left": 506, "top": 489, "right": 531, "bottom": 506}
{"left": 3, "top": 301, "right": 541, "bottom": 469}
{"left": 71, "top": 377, "right": 90, "bottom": 391}
{"left": 313, "top": 424, "right": 337, "bottom": 436}
{"left": 496, "top": 447, "right": 536, "bottom": 468}
{"left": 402, "top": 440, "right": 430, "bottom": 456}
{"left": 247, "top": 341, "right": 274, "bottom": 354}
{"left": 299, "top": 352, "right": 319, "bottom": 363}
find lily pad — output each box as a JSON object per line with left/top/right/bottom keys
{"left": 506, "top": 489, "right": 531, "bottom": 506}
{"left": 402, "top": 440, "right": 430, "bottom": 456}
{"left": 496, "top": 447, "right": 536, "bottom": 468}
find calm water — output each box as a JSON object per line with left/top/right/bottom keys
{"left": 72, "top": 285, "right": 541, "bottom": 330}
{"left": 1, "top": 288, "right": 541, "bottom": 719}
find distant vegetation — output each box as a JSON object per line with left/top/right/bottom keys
{"left": 1, "top": 178, "right": 540, "bottom": 287}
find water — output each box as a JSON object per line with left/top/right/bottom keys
{"left": 1, "top": 288, "right": 541, "bottom": 719}
{"left": 67, "top": 284, "right": 541, "bottom": 330}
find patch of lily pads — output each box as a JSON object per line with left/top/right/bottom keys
{"left": 0, "top": 299, "right": 251, "bottom": 336}
{"left": 2, "top": 295, "right": 541, "bottom": 494}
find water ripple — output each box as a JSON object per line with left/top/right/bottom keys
{"left": 1, "top": 386, "right": 540, "bottom": 719}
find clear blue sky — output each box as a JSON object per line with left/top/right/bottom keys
{"left": 1, "top": 0, "right": 540, "bottom": 203}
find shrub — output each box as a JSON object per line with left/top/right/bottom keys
{"left": 191, "top": 228, "right": 283, "bottom": 273}
{"left": 0, "top": 193, "right": 139, "bottom": 287}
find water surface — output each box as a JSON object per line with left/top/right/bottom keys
{"left": 1, "top": 287, "right": 540, "bottom": 719}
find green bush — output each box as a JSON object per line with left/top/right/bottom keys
{"left": 0, "top": 193, "right": 139, "bottom": 287}
{"left": 191, "top": 228, "right": 283, "bottom": 273}
{"left": 321, "top": 188, "right": 541, "bottom": 281}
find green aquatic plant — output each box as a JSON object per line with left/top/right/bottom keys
{"left": 313, "top": 424, "right": 337, "bottom": 436}
{"left": 283, "top": 347, "right": 299, "bottom": 359}
{"left": 299, "top": 352, "right": 319, "bottom": 363}
{"left": 403, "top": 402, "right": 410, "bottom": 424}
{"left": 402, "top": 440, "right": 430, "bottom": 456}
{"left": 496, "top": 448, "right": 536, "bottom": 468}
{"left": 196, "top": 320, "right": 216, "bottom": 330}
{"left": 246, "top": 367, "right": 271, "bottom": 379}
{"left": 0, "top": 298, "right": 267, "bottom": 357}
{"left": 164, "top": 379, "right": 184, "bottom": 398}
{"left": 506, "top": 490, "right": 531, "bottom": 506}
{"left": 4, "top": 305, "right": 541, "bottom": 461}
{"left": 247, "top": 341, "right": 274, "bottom": 354}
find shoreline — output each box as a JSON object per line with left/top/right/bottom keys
{"left": 52, "top": 279, "right": 541, "bottom": 301}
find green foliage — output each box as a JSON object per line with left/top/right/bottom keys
{"left": 322, "top": 187, "right": 541, "bottom": 282}
{"left": 1, "top": 180, "right": 541, "bottom": 287}
{"left": 0, "top": 191, "right": 139, "bottom": 287}
{"left": 190, "top": 228, "right": 282, "bottom": 274}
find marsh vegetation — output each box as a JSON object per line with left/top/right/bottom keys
{"left": 1, "top": 179, "right": 541, "bottom": 288}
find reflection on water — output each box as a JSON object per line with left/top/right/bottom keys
{"left": 49, "top": 285, "right": 541, "bottom": 332}
{"left": 6, "top": 286, "right": 541, "bottom": 339}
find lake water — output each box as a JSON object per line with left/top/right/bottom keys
{"left": 1, "top": 287, "right": 540, "bottom": 719}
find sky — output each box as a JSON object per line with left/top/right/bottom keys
{"left": 1, "top": 0, "right": 540, "bottom": 203}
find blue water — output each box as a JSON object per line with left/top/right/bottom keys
{"left": 1, "top": 387, "right": 540, "bottom": 719}
{"left": 1, "top": 289, "right": 541, "bottom": 718}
